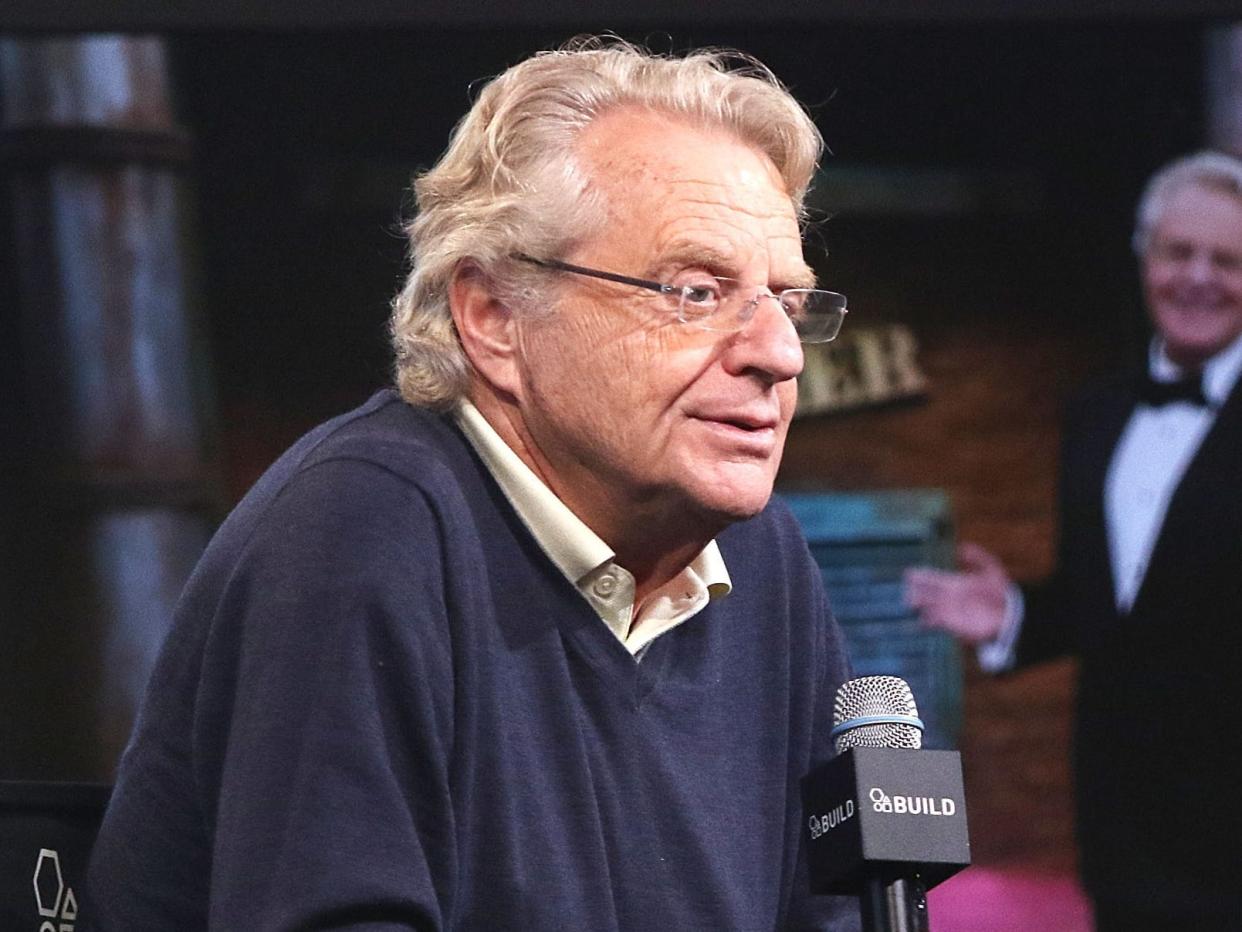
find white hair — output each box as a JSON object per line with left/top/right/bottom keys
{"left": 1133, "top": 149, "right": 1242, "bottom": 255}
{"left": 389, "top": 35, "right": 824, "bottom": 409}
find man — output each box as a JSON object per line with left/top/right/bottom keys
{"left": 906, "top": 151, "right": 1242, "bottom": 931}
{"left": 87, "top": 38, "right": 861, "bottom": 930}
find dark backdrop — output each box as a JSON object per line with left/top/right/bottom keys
{"left": 155, "top": 23, "right": 1205, "bottom": 498}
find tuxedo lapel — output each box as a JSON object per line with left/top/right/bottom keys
{"left": 1130, "top": 378, "right": 1242, "bottom": 618}
{"left": 1067, "top": 378, "right": 1138, "bottom": 626}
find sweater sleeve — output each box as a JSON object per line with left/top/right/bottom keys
{"left": 194, "top": 457, "right": 460, "bottom": 930}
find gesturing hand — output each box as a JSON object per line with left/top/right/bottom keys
{"left": 903, "top": 542, "right": 1012, "bottom": 644}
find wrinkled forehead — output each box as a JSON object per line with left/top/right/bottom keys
{"left": 573, "top": 107, "right": 807, "bottom": 273}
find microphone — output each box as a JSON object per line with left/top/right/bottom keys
{"left": 832, "top": 675, "right": 924, "bottom": 753}
{"left": 803, "top": 676, "right": 970, "bottom": 932}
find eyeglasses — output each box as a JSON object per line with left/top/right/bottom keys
{"left": 514, "top": 255, "right": 848, "bottom": 344}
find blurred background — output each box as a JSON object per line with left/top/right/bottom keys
{"left": 3, "top": 2, "right": 1240, "bottom": 928}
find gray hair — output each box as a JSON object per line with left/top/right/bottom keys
{"left": 1133, "top": 149, "right": 1242, "bottom": 255}
{"left": 389, "top": 35, "right": 824, "bottom": 409}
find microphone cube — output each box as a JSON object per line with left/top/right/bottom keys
{"left": 801, "top": 747, "right": 971, "bottom": 894}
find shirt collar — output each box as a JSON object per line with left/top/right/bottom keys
{"left": 1150, "top": 330, "right": 1242, "bottom": 407}
{"left": 454, "top": 400, "right": 731, "bottom": 596}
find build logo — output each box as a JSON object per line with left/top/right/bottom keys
{"left": 32, "top": 848, "right": 78, "bottom": 931}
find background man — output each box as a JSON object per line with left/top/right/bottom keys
{"left": 906, "top": 150, "right": 1242, "bottom": 931}
{"left": 87, "top": 38, "right": 860, "bottom": 930}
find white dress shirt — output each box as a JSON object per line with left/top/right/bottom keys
{"left": 1105, "top": 335, "right": 1242, "bottom": 611}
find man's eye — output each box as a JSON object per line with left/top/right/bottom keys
{"left": 1155, "top": 241, "right": 1194, "bottom": 262}
{"left": 780, "top": 291, "right": 809, "bottom": 320}
{"left": 680, "top": 282, "right": 723, "bottom": 306}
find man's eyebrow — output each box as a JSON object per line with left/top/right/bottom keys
{"left": 654, "top": 244, "right": 818, "bottom": 288}
{"left": 653, "top": 244, "right": 737, "bottom": 276}
{"left": 782, "top": 265, "right": 818, "bottom": 290}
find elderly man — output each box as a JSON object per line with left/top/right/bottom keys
{"left": 906, "top": 151, "right": 1242, "bottom": 931}
{"left": 87, "top": 39, "right": 860, "bottom": 930}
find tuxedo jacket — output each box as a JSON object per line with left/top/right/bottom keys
{"left": 1016, "top": 367, "right": 1242, "bottom": 914}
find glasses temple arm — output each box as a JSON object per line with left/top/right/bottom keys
{"left": 513, "top": 255, "right": 675, "bottom": 295}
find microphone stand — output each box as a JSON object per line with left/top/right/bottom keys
{"left": 860, "top": 874, "right": 929, "bottom": 932}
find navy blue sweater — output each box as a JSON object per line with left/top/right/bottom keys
{"left": 87, "top": 390, "right": 859, "bottom": 931}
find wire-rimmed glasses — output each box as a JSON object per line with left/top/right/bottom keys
{"left": 514, "top": 255, "right": 848, "bottom": 344}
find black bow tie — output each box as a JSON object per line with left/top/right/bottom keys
{"left": 1136, "top": 372, "right": 1210, "bottom": 408}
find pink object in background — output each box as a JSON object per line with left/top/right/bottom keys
{"left": 928, "top": 865, "right": 1093, "bottom": 931}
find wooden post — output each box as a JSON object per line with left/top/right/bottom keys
{"left": 0, "top": 35, "right": 222, "bottom": 779}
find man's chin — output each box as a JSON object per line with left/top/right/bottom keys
{"left": 1164, "top": 327, "right": 1242, "bottom": 366}
{"left": 690, "top": 481, "right": 775, "bottom": 525}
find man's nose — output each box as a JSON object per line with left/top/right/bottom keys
{"left": 724, "top": 293, "right": 804, "bottom": 382}
{"left": 1184, "top": 250, "right": 1217, "bottom": 282}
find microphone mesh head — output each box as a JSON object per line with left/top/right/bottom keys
{"left": 832, "top": 675, "right": 923, "bottom": 753}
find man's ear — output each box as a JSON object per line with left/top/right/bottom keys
{"left": 449, "top": 261, "right": 522, "bottom": 397}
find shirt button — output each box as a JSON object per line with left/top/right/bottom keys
{"left": 594, "top": 574, "right": 617, "bottom": 597}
